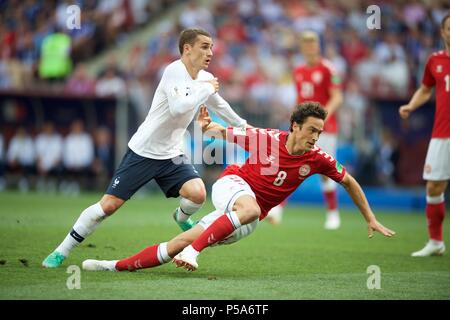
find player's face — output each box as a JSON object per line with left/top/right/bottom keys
{"left": 300, "top": 40, "right": 320, "bottom": 59}
{"left": 186, "top": 35, "right": 213, "bottom": 70}
{"left": 441, "top": 18, "right": 450, "bottom": 48}
{"left": 294, "top": 116, "right": 324, "bottom": 151}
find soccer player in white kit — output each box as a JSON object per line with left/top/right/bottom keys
{"left": 42, "top": 28, "right": 247, "bottom": 268}
{"left": 399, "top": 13, "right": 450, "bottom": 257}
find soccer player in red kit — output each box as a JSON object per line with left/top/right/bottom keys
{"left": 268, "top": 30, "right": 344, "bottom": 229}
{"left": 399, "top": 13, "right": 450, "bottom": 257}
{"left": 81, "top": 103, "right": 394, "bottom": 272}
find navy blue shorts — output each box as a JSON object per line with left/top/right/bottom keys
{"left": 105, "top": 148, "right": 200, "bottom": 200}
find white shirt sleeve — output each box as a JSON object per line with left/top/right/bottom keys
{"left": 206, "top": 93, "right": 247, "bottom": 128}
{"left": 162, "top": 66, "right": 216, "bottom": 117}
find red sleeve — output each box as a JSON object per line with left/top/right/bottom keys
{"left": 318, "top": 156, "right": 346, "bottom": 183}
{"left": 422, "top": 56, "right": 435, "bottom": 88}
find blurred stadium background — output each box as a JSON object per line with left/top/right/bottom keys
{"left": 1, "top": 0, "right": 449, "bottom": 209}
{"left": 0, "top": 0, "right": 450, "bottom": 300}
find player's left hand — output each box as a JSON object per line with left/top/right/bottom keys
{"left": 367, "top": 220, "right": 396, "bottom": 238}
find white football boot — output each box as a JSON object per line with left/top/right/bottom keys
{"left": 266, "top": 205, "right": 284, "bottom": 225}
{"left": 173, "top": 245, "right": 199, "bottom": 271}
{"left": 82, "top": 259, "right": 118, "bottom": 271}
{"left": 324, "top": 211, "right": 341, "bottom": 230}
{"left": 411, "top": 240, "right": 445, "bottom": 257}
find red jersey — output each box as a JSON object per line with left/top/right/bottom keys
{"left": 422, "top": 50, "right": 450, "bottom": 138}
{"left": 293, "top": 59, "right": 341, "bottom": 134}
{"left": 222, "top": 127, "right": 346, "bottom": 220}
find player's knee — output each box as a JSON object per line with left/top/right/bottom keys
{"left": 100, "top": 195, "right": 124, "bottom": 215}
{"left": 180, "top": 179, "right": 206, "bottom": 204}
{"left": 426, "top": 182, "right": 447, "bottom": 197}
{"left": 239, "top": 205, "right": 261, "bottom": 224}
{"left": 185, "top": 187, "right": 206, "bottom": 205}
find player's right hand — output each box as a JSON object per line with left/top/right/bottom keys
{"left": 367, "top": 220, "right": 396, "bottom": 238}
{"left": 399, "top": 104, "right": 412, "bottom": 119}
{"left": 206, "top": 77, "right": 219, "bottom": 93}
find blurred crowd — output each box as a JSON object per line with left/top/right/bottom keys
{"left": 0, "top": 0, "right": 178, "bottom": 90}
{"left": 0, "top": 120, "right": 114, "bottom": 194}
{"left": 1, "top": 0, "right": 447, "bottom": 109}
{"left": 1, "top": 0, "right": 449, "bottom": 189}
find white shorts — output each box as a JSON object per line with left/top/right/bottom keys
{"left": 198, "top": 175, "right": 258, "bottom": 245}
{"left": 317, "top": 132, "right": 337, "bottom": 156}
{"left": 423, "top": 138, "right": 450, "bottom": 181}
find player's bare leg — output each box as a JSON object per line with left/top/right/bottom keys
{"left": 83, "top": 224, "right": 205, "bottom": 271}
{"left": 321, "top": 175, "right": 340, "bottom": 230}
{"left": 173, "top": 178, "right": 206, "bottom": 231}
{"left": 412, "top": 180, "right": 447, "bottom": 257}
{"left": 173, "top": 195, "right": 260, "bottom": 271}
{"left": 42, "top": 194, "right": 123, "bottom": 268}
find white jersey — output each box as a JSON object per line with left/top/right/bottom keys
{"left": 63, "top": 133, "right": 94, "bottom": 169}
{"left": 128, "top": 59, "right": 246, "bottom": 159}
{"left": 35, "top": 133, "right": 63, "bottom": 171}
{"left": 7, "top": 135, "right": 35, "bottom": 166}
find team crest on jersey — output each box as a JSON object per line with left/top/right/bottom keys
{"left": 312, "top": 71, "right": 323, "bottom": 84}
{"left": 112, "top": 177, "right": 120, "bottom": 188}
{"left": 436, "top": 65, "right": 443, "bottom": 73}
{"left": 299, "top": 164, "right": 311, "bottom": 177}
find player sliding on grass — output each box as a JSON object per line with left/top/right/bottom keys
{"left": 42, "top": 28, "right": 248, "bottom": 268}
{"left": 82, "top": 102, "right": 395, "bottom": 272}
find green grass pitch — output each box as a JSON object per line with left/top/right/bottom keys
{"left": 0, "top": 191, "right": 449, "bottom": 300}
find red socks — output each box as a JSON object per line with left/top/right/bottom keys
{"left": 426, "top": 202, "right": 445, "bottom": 241}
{"left": 116, "top": 245, "right": 161, "bottom": 271}
{"left": 323, "top": 190, "right": 338, "bottom": 211}
{"left": 191, "top": 213, "right": 236, "bottom": 252}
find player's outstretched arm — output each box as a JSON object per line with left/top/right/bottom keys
{"left": 197, "top": 106, "right": 226, "bottom": 139}
{"left": 340, "top": 172, "right": 396, "bottom": 238}
{"left": 399, "top": 84, "right": 433, "bottom": 119}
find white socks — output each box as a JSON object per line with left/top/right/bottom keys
{"left": 429, "top": 239, "right": 444, "bottom": 246}
{"left": 157, "top": 242, "right": 172, "bottom": 264}
{"left": 321, "top": 178, "right": 337, "bottom": 192}
{"left": 56, "top": 202, "right": 106, "bottom": 257}
{"left": 226, "top": 211, "right": 242, "bottom": 229}
{"left": 175, "top": 197, "right": 203, "bottom": 222}
{"left": 426, "top": 194, "right": 445, "bottom": 204}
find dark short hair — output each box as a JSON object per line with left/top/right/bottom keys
{"left": 442, "top": 12, "right": 450, "bottom": 29}
{"left": 178, "top": 28, "right": 212, "bottom": 54}
{"left": 289, "top": 101, "right": 327, "bottom": 132}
